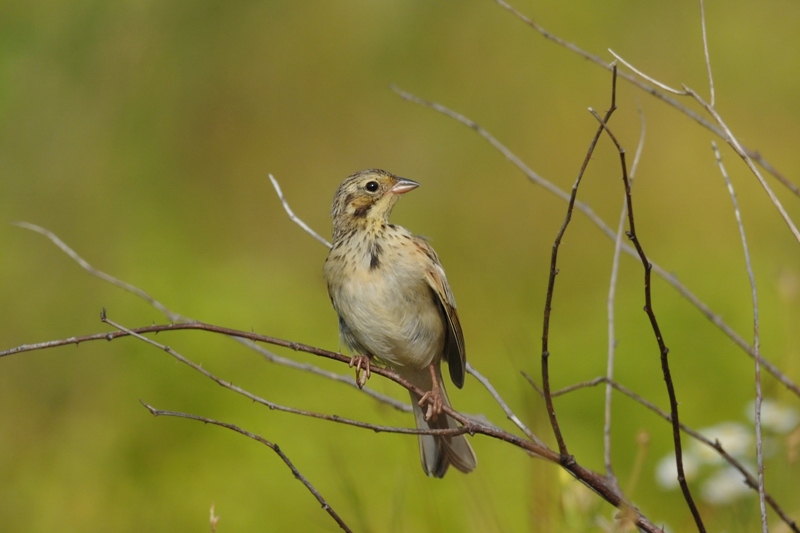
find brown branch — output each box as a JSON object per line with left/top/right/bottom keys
{"left": 140, "top": 402, "right": 353, "bottom": 533}
{"left": 4, "top": 316, "right": 666, "bottom": 532}
{"left": 99, "top": 312, "right": 462, "bottom": 437}
{"left": 539, "top": 376, "right": 799, "bottom": 533}
{"left": 390, "top": 87, "right": 800, "bottom": 400}
{"left": 541, "top": 64, "right": 619, "bottom": 462}
{"left": 10, "top": 222, "right": 409, "bottom": 412}
{"left": 241, "top": 340, "right": 411, "bottom": 413}
{"left": 590, "top": 110, "right": 705, "bottom": 532}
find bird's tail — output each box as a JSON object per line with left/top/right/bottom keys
{"left": 409, "top": 374, "right": 477, "bottom": 478}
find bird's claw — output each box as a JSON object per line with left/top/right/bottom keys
{"left": 419, "top": 387, "right": 443, "bottom": 421}
{"left": 349, "top": 354, "right": 372, "bottom": 388}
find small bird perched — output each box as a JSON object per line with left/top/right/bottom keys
{"left": 323, "top": 169, "right": 477, "bottom": 477}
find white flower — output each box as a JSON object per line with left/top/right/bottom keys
{"left": 655, "top": 453, "right": 700, "bottom": 489}
{"left": 747, "top": 399, "right": 799, "bottom": 434}
{"left": 691, "top": 423, "right": 752, "bottom": 464}
{"left": 700, "top": 464, "right": 753, "bottom": 504}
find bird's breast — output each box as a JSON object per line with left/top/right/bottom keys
{"left": 325, "top": 234, "right": 445, "bottom": 369}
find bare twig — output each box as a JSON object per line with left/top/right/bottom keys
{"left": 100, "top": 313, "right": 469, "bottom": 437}
{"left": 607, "top": 50, "right": 688, "bottom": 96}
{"left": 490, "top": 0, "right": 800, "bottom": 197}
{"left": 11, "top": 222, "right": 409, "bottom": 411}
{"left": 601, "top": 44, "right": 800, "bottom": 245}
{"left": 269, "top": 174, "right": 332, "bottom": 248}
{"left": 520, "top": 370, "right": 543, "bottom": 396}
{"left": 11, "top": 222, "right": 184, "bottom": 323}
{"left": 604, "top": 106, "right": 646, "bottom": 484}
{"left": 551, "top": 376, "right": 605, "bottom": 398}
{"left": 541, "top": 64, "right": 619, "bottom": 462}
{"left": 141, "top": 402, "right": 353, "bottom": 533}
{"left": 590, "top": 110, "right": 705, "bottom": 532}
{"left": 391, "top": 87, "right": 800, "bottom": 399}
{"left": 686, "top": 86, "right": 800, "bottom": 245}
{"left": 699, "top": 0, "right": 715, "bottom": 107}
{"left": 713, "top": 142, "right": 767, "bottom": 533}
{"left": 467, "top": 362, "right": 546, "bottom": 447}
{"left": 242, "top": 340, "right": 411, "bottom": 413}
{"left": 3, "top": 314, "right": 669, "bottom": 532}
{"left": 536, "top": 375, "right": 798, "bottom": 533}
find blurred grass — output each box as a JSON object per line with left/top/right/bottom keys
{"left": 2, "top": 0, "right": 800, "bottom": 531}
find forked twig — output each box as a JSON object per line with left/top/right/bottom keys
{"left": 391, "top": 86, "right": 800, "bottom": 399}
{"left": 141, "top": 402, "right": 353, "bottom": 533}
{"left": 540, "top": 64, "right": 619, "bottom": 461}
{"left": 529, "top": 375, "right": 798, "bottom": 533}
{"left": 686, "top": 85, "right": 800, "bottom": 246}
{"left": 713, "top": 142, "right": 767, "bottom": 533}
{"left": 467, "top": 362, "right": 546, "bottom": 447}
{"left": 590, "top": 109, "right": 705, "bottom": 532}
{"left": 11, "top": 222, "right": 184, "bottom": 323}
{"left": 607, "top": 30, "right": 800, "bottom": 246}
{"left": 242, "top": 340, "right": 411, "bottom": 412}
{"left": 269, "top": 174, "right": 332, "bottom": 249}
{"left": 607, "top": 50, "right": 688, "bottom": 96}
{"left": 100, "top": 313, "right": 473, "bottom": 437}
{"left": 604, "top": 105, "right": 646, "bottom": 484}
{"left": 490, "top": 0, "right": 800, "bottom": 198}
{"left": 11, "top": 222, "right": 408, "bottom": 411}
{"left": 4, "top": 302, "right": 673, "bottom": 532}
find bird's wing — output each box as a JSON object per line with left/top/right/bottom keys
{"left": 416, "top": 237, "right": 466, "bottom": 388}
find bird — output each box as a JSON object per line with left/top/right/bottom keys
{"left": 323, "top": 168, "right": 477, "bottom": 478}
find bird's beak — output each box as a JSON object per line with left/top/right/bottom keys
{"left": 390, "top": 178, "right": 420, "bottom": 195}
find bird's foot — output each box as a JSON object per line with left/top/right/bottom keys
{"left": 419, "top": 382, "right": 443, "bottom": 421}
{"left": 349, "top": 354, "right": 372, "bottom": 388}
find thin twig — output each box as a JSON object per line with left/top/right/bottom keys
{"left": 269, "top": 174, "right": 332, "bottom": 248}
{"left": 541, "top": 64, "right": 619, "bottom": 462}
{"left": 241, "top": 340, "right": 411, "bottom": 413}
{"left": 141, "top": 402, "right": 353, "bottom": 532}
{"left": 540, "top": 375, "right": 799, "bottom": 533}
{"left": 552, "top": 376, "right": 605, "bottom": 398}
{"left": 590, "top": 110, "right": 705, "bottom": 532}
{"left": 699, "top": 0, "right": 715, "bottom": 107}
{"left": 489, "top": 0, "right": 800, "bottom": 197}
{"left": 11, "top": 222, "right": 184, "bottom": 323}
{"left": 687, "top": 86, "right": 800, "bottom": 245}
{"left": 100, "top": 313, "right": 470, "bottom": 437}
{"left": 11, "top": 222, "right": 408, "bottom": 411}
{"left": 1, "top": 315, "right": 667, "bottom": 531}
{"left": 391, "top": 86, "right": 800, "bottom": 399}
{"left": 608, "top": 50, "right": 688, "bottom": 96}
{"left": 599, "top": 46, "right": 800, "bottom": 245}
{"left": 520, "top": 370, "right": 543, "bottom": 396}
{"left": 713, "top": 142, "right": 767, "bottom": 533}
{"left": 467, "top": 362, "right": 546, "bottom": 447}
{"left": 604, "top": 105, "right": 646, "bottom": 484}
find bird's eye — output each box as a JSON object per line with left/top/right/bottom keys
{"left": 365, "top": 181, "right": 379, "bottom": 192}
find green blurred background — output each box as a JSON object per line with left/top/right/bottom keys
{"left": 2, "top": 0, "right": 799, "bottom": 531}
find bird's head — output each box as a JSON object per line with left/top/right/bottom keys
{"left": 330, "top": 169, "right": 419, "bottom": 238}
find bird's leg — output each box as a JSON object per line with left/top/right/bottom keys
{"left": 418, "top": 363, "right": 443, "bottom": 421}
{"left": 349, "top": 353, "right": 372, "bottom": 388}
